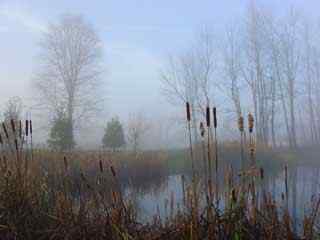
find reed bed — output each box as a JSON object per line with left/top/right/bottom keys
{"left": 0, "top": 111, "right": 318, "bottom": 240}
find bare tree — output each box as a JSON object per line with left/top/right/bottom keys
{"left": 161, "top": 27, "right": 216, "bottom": 144}
{"left": 34, "top": 14, "right": 103, "bottom": 146}
{"left": 222, "top": 24, "right": 243, "bottom": 120}
{"left": 127, "top": 113, "right": 150, "bottom": 153}
{"left": 3, "top": 96, "right": 23, "bottom": 122}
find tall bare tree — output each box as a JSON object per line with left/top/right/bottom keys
{"left": 34, "top": 15, "right": 103, "bottom": 147}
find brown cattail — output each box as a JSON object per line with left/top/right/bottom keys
{"left": 14, "top": 139, "right": 18, "bottom": 151}
{"left": 238, "top": 116, "right": 244, "bottom": 132}
{"left": 63, "top": 156, "right": 68, "bottom": 172}
{"left": 19, "top": 120, "right": 22, "bottom": 139}
{"left": 248, "top": 113, "right": 254, "bottom": 133}
{"left": 110, "top": 166, "right": 116, "bottom": 177}
{"left": 0, "top": 133, "right": 2, "bottom": 145}
{"left": 231, "top": 188, "right": 237, "bottom": 203}
{"left": 30, "top": 120, "right": 33, "bottom": 135}
{"left": 10, "top": 119, "right": 16, "bottom": 133}
{"left": 99, "top": 160, "right": 104, "bottom": 173}
{"left": 260, "top": 168, "right": 264, "bottom": 180}
{"left": 200, "top": 122, "right": 205, "bottom": 137}
{"left": 250, "top": 143, "right": 255, "bottom": 157}
{"left": 25, "top": 120, "right": 29, "bottom": 137}
{"left": 186, "top": 102, "right": 191, "bottom": 122}
{"left": 213, "top": 107, "right": 217, "bottom": 129}
{"left": 2, "top": 123, "right": 9, "bottom": 139}
{"left": 206, "top": 106, "right": 210, "bottom": 127}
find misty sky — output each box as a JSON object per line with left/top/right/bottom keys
{"left": 0, "top": 0, "right": 319, "bottom": 146}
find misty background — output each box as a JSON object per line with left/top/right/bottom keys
{"left": 1, "top": 0, "right": 320, "bottom": 150}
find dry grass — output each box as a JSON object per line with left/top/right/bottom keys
{"left": 0, "top": 115, "right": 319, "bottom": 240}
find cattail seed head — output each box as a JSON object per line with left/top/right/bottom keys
{"left": 25, "top": 120, "right": 29, "bottom": 137}
{"left": 248, "top": 113, "right": 254, "bottom": 133}
{"left": 238, "top": 116, "right": 244, "bottom": 132}
{"left": 213, "top": 107, "right": 217, "bottom": 129}
{"left": 14, "top": 139, "right": 18, "bottom": 151}
{"left": 2, "top": 123, "right": 9, "bottom": 139}
{"left": 260, "top": 168, "right": 264, "bottom": 180}
{"left": 250, "top": 143, "right": 255, "bottom": 157}
{"left": 19, "top": 120, "right": 22, "bottom": 139}
{"left": 110, "top": 166, "right": 116, "bottom": 177}
{"left": 0, "top": 133, "right": 2, "bottom": 145}
{"left": 30, "top": 120, "right": 33, "bottom": 135}
{"left": 186, "top": 102, "right": 191, "bottom": 122}
{"left": 10, "top": 119, "right": 16, "bottom": 133}
{"left": 63, "top": 156, "right": 68, "bottom": 172}
{"left": 200, "top": 122, "right": 205, "bottom": 137}
{"left": 99, "top": 160, "right": 104, "bottom": 173}
{"left": 206, "top": 106, "right": 210, "bottom": 127}
{"left": 231, "top": 188, "right": 237, "bottom": 203}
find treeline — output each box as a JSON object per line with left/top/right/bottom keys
{"left": 162, "top": 2, "right": 320, "bottom": 149}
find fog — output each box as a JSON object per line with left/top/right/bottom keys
{"left": 1, "top": 0, "right": 320, "bottom": 150}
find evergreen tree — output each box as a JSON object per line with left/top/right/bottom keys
{"left": 48, "top": 111, "right": 75, "bottom": 151}
{"left": 102, "top": 117, "right": 125, "bottom": 151}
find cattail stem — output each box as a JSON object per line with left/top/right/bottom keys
{"left": 238, "top": 116, "right": 245, "bottom": 185}
{"left": 186, "top": 102, "right": 195, "bottom": 176}
{"left": 213, "top": 107, "right": 219, "bottom": 206}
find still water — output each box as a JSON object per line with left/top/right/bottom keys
{"left": 127, "top": 166, "right": 320, "bottom": 225}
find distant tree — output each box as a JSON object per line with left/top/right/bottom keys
{"left": 127, "top": 113, "right": 149, "bottom": 153}
{"left": 48, "top": 111, "right": 75, "bottom": 151}
{"left": 3, "top": 96, "right": 23, "bottom": 122}
{"left": 34, "top": 14, "right": 104, "bottom": 143}
{"left": 102, "top": 117, "right": 125, "bottom": 151}
{"left": 2, "top": 97, "right": 23, "bottom": 141}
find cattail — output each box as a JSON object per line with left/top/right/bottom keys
{"left": 206, "top": 106, "right": 210, "bottom": 127}
{"left": 19, "top": 120, "right": 22, "bottom": 139}
{"left": 99, "top": 160, "right": 104, "bottom": 173}
{"left": 110, "top": 165, "right": 116, "bottom": 177}
{"left": 248, "top": 113, "right": 254, "bottom": 133}
{"left": 238, "top": 116, "right": 244, "bottom": 132}
{"left": 213, "top": 107, "right": 217, "bottom": 129}
{"left": 231, "top": 188, "right": 237, "bottom": 203}
{"left": 186, "top": 102, "right": 191, "bottom": 122}
{"left": 25, "top": 120, "right": 29, "bottom": 137}
{"left": 2, "top": 123, "right": 9, "bottom": 139}
{"left": 30, "top": 120, "right": 33, "bottom": 135}
{"left": 10, "top": 119, "right": 16, "bottom": 133}
{"left": 200, "top": 122, "right": 205, "bottom": 137}
{"left": 260, "top": 168, "right": 264, "bottom": 180}
{"left": 250, "top": 144, "right": 255, "bottom": 157}
{"left": 14, "top": 139, "right": 18, "bottom": 151}
{"left": 0, "top": 133, "right": 3, "bottom": 145}
{"left": 63, "top": 156, "right": 68, "bottom": 172}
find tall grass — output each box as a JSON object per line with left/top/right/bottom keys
{"left": 0, "top": 113, "right": 318, "bottom": 239}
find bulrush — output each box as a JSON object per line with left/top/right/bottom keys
{"left": 248, "top": 113, "right": 254, "bottom": 133}
{"left": 19, "top": 120, "right": 22, "bottom": 139}
{"left": 206, "top": 106, "right": 210, "bottom": 127}
{"left": 186, "top": 102, "right": 191, "bottom": 122}
{"left": 2, "top": 123, "right": 9, "bottom": 139}
{"left": 110, "top": 165, "right": 116, "bottom": 177}
{"left": 213, "top": 107, "right": 217, "bottom": 129}
{"left": 30, "top": 120, "right": 33, "bottom": 135}
{"left": 238, "top": 116, "right": 244, "bottom": 132}
{"left": 99, "top": 160, "right": 104, "bottom": 173}
{"left": 200, "top": 122, "right": 205, "bottom": 137}
{"left": 25, "top": 120, "right": 29, "bottom": 137}
{"left": 14, "top": 139, "right": 18, "bottom": 152}
{"left": 63, "top": 156, "right": 68, "bottom": 172}
{"left": 10, "top": 119, "right": 16, "bottom": 134}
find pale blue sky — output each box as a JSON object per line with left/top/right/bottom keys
{"left": 0, "top": 0, "right": 319, "bottom": 135}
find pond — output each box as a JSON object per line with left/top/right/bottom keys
{"left": 126, "top": 165, "right": 320, "bottom": 227}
